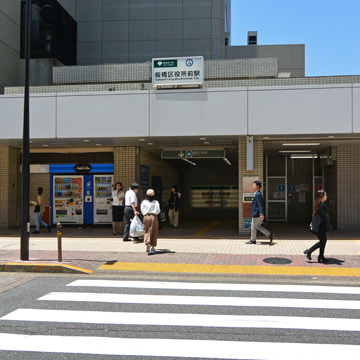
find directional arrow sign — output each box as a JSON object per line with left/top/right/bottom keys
{"left": 161, "top": 149, "right": 225, "bottom": 159}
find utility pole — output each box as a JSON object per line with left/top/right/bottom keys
{"left": 20, "top": 0, "right": 31, "bottom": 260}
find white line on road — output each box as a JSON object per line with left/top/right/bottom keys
{"left": 0, "top": 334, "right": 359, "bottom": 359}
{"left": 2, "top": 309, "right": 360, "bottom": 332}
{"left": 38, "top": 292, "right": 360, "bottom": 310}
{"left": 68, "top": 279, "right": 360, "bottom": 294}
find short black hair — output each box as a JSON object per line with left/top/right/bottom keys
{"left": 37, "top": 187, "right": 43, "bottom": 192}
{"left": 171, "top": 185, "right": 178, "bottom": 192}
{"left": 131, "top": 182, "right": 139, "bottom": 190}
{"left": 253, "top": 180, "right": 261, "bottom": 189}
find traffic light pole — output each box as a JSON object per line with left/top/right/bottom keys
{"left": 20, "top": 0, "right": 31, "bottom": 260}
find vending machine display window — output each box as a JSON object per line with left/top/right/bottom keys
{"left": 53, "top": 176, "right": 84, "bottom": 224}
{"left": 94, "top": 175, "right": 113, "bottom": 223}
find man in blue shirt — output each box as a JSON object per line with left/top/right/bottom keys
{"left": 246, "top": 180, "right": 274, "bottom": 245}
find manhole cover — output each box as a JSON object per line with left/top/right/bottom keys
{"left": 263, "top": 257, "right": 292, "bottom": 264}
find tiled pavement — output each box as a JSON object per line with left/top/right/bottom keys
{"left": 1, "top": 221, "right": 360, "bottom": 279}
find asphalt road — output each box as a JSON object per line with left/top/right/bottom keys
{"left": 0, "top": 275, "right": 360, "bottom": 359}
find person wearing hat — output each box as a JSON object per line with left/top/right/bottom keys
{"left": 30, "top": 187, "right": 51, "bottom": 234}
{"left": 123, "top": 182, "right": 140, "bottom": 241}
{"left": 141, "top": 188, "right": 161, "bottom": 254}
{"left": 111, "top": 182, "right": 125, "bottom": 235}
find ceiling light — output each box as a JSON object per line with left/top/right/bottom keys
{"left": 279, "top": 150, "right": 311, "bottom": 153}
{"left": 200, "top": 137, "right": 206, "bottom": 140}
{"left": 182, "top": 158, "right": 196, "bottom": 166}
{"left": 43, "top": 144, "right": 48, "bottom": 147}
{"left": 291, "top": 154, "right": 318, "bottom": 159}
{"left": 224, "top": 157, "right": 232, "bottom": 165}
{"left": 96, "top": 144, "right": 101, "bottom": 146}
{"left": 204, "top": 142, "right": 210, "bottom": 144}
{"left": 328, "top": 136, "right": 335, "bottom": 138}
{"left": 263, "top": 137, "right": 270, "bottom": 140}
{"left": 139, "top": 139, "right": 145, "bottom": 141}
{"left": 83, "top": 139, "right": 90, "bottom": 142}
{"left": 282, "top": 143, "right": 320, "bottom": 146}
{"left": 147, "top": 143, "right": 153, "bottom": 145}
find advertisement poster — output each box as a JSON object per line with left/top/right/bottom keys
{"left": 243, "top": 176, "right": 259, "bottom": 202}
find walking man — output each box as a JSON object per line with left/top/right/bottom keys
{"left": 123, "top": 182, "right": 140, "bottom": 241}
{"left": 246, "top": 180, "right": 274, "bottom": 245}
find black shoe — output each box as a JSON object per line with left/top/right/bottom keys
{"left": 32, "top": 231, "right": 39, "bottom": 234}
{"left": 303, "top": 249, "right": 312, "bottom": 261}
{"left": 113, "top": 232, "right": 116, "bottom": 235}
{"left": 318, "top": 256, "right": 329, "bottom": 263}
{"left": 245, "top": 241, "right": 256, "bottom": 244}
{"left": 269, "top": 233, "right": 274, "bottom": 244}
{"left": 47, "top": 226, "right": 51, "bottom": 232}
{"left": 123, "top": 238, "right": 131, "bottom": 242}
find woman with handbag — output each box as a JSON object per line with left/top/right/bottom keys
{"left": 30, "top": 187, "right": 51, "bottom": 234}
{"left": 141, "top": 189, "right": 161, "bottom": 254}
{"left": 304, "top": 190, "right": 332, "bottom": 263}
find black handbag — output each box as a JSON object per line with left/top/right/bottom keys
{"left": 310, "top": 212, "right": 321, "bottom": 234}
{"left": 34, "top": 203, "right": 40, "bottom": 213}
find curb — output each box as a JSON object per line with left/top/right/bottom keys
{"left": 0, "top": 263, "right": 93, "bottom": 274}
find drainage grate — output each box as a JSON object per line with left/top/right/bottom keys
{"left": 263, "top": 257, "right": 292, "bottom": 265}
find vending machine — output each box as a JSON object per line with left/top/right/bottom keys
{"left": 93, "top": 175, "right": 113, "bottom": 224}
{"left": 53, "top": 175, "right": 84, "bottom": 224}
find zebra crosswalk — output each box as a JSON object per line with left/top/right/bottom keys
{"left": 1, "top": 279, "right": 360, "bottom": 359}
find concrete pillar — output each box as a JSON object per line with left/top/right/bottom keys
{"left": 238, "top": 138, "right": 264, "bottom": 235}
{"left": 113, "top": 146, "right": 139, "bottom": 191}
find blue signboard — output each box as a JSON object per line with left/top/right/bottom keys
{"left": 278, "top": 185, "right": 285, "bottom": 192}
{"left": 140, "top": 165, "right": 149, "bottom": 190}
{"left": 289, "top": 185, "right": 295, "bottom": 192}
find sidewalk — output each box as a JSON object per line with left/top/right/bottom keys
{"left": 1, "top": 221, "right": 360, "bottom": 278}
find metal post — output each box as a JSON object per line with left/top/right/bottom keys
{"left": 56, "top": 223, "right": 63, "bottom": 262}
{"left": 20, "top": 0, "right": 32, "bottom": 260}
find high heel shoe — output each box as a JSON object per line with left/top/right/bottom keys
{"left": 303, "top": 249, "right": 312, "bottom": 261}
{"left": 318, "top": 256, "right": 329, "bottom": 263}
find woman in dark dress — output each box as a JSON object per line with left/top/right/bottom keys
{"left": 304, "top": 190, "right": 332, "bottom": 263}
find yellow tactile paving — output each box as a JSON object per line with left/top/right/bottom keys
{"left": 98, "top": 262, "right": 360, "bottom": 277}
{"left": 184, "top": 221, "right": 224, "bottom": 238}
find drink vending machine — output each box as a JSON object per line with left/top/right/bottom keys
{"left": 50, "top": 164, "right": 114, "bottom": 225}
{"left": 53, "top": 175, "right": 84, "bottom": 224}
{"left": 93, "top": 175, "right": 113, "bottom": 223}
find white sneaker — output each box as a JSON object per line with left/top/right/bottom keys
{"left": 150, "top": 247, "right": 156, "bottom": 253}
{"left": 146, "top": 244, "right": 150, "bottom": 253}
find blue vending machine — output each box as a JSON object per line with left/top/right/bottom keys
{"left": 50, "top": 164, "right": 114, "bottom": 225}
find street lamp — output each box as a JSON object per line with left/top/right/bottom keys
{"left": 20, "top": 0, "right": 32, "bottom": 260}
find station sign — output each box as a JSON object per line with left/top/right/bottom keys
{"left": 161, "top": 149, "right": 225, "bottom": 159}
{"left": 152, "top": 56, "right": 204, "bottom": 87}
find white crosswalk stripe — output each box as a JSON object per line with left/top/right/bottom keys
{"left": 1, "top": 280, "right": 360, "bottom": 359}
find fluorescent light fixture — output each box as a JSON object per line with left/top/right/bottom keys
{"left": 147, "top": 143, "right": 153, "bottom": 145}
{"left": 139, "top": 139, "right": 145, "bottom": 141}
{"left": 291, "top": 154, "right": 318, "bottom": 159}
{"left": 200, "top": 137, "right": 206, "bottom": 140}
{"left": 83, "top": 139, "right": 90, "bottom": 142}
{"left": 42, "top": 144, "right": 48, "bottom": 147}
{"left": 223, "top": 157, "right": 232, "bottom": 165}
{"left": 182, "top": 158, "right": 196, "bottom": 166}
{"left": 204, "top": 142, "right": 210, "bottom": 144}
{"left": 282, "top": 143, "right": 320, "bottom": 146}
{"left": 279, "top": 150, "right": 311, "bottom": 153}
{"left": 96, "top": 144, "right": 101, "bottom": 146}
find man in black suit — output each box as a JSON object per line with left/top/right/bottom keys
{"left": 245, "top": 180, "right": 274, "bottom": 245}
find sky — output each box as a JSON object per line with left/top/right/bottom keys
{"left": 230, "top": 0, "right": 360, "bottom": 77}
